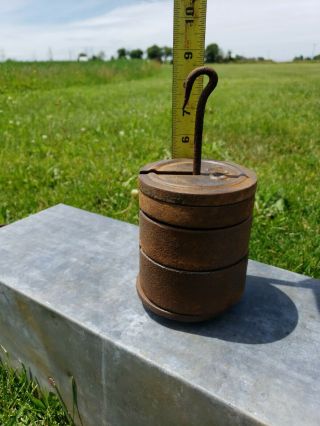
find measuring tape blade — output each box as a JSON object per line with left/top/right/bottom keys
{"left": 172, "top": 0, "right": 207, "bottom": 158}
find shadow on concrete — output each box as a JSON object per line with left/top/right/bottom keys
{"left": 146, "top": 275, "right": 305, "bottom": 344}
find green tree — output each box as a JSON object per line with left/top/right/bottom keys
{"left": 205, "top": 43, "right": 224, "bottom": 63}
{"left": 235, "top": 54, "right": 245, "bottom": 61}
{"left": 162, "top": 46, "right": 173, "bottom": 62}
{"left": 117, "top": 48, "right": 127, "bottom": 59}
{"left": 98, "top": 51, "right": 105, "bottom": 60}
{"left": 90, "top": 51, "right": 105, "bottom": 61}
{"left": 129, "top": 49, "right": 144, "bottom": 59}
{"left": 225, "top": 50, "right": 233, "bottom": 62}
{"left": 147, "top": 45, "right": 162, "bottom": 62}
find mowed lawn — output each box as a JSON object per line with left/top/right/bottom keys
{"left": 0, "top": 60, "right": 319, "bottom": 280}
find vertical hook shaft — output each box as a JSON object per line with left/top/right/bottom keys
{"left": 182, "top": 66, "right": 218, "bottom": 175}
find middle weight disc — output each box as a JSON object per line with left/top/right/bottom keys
{"left": 139, "top": 210, "right": 252, "bottom": 271}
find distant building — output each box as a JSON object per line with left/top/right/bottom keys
{"left": 78, "top": 53, "right": 89, "bottom": 62}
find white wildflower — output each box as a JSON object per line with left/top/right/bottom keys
{"left": 131, "top": 189, "right": 139, "bottom": 198}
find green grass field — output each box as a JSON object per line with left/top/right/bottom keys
{"left": 1, "top": 60, "right": 319, "bottom": 277}
{"left": 0, "top": 58, "right": 319, "bottom": 423}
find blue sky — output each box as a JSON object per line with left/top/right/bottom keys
{"left": 0, "top": 0, "right": 319, "bottom": 61}
{"left": 3, "top": 0, "right": 142, "bottom": 25}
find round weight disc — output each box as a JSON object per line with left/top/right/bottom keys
{"left": 139, "top": 158, "right": 257, "bottom": 206}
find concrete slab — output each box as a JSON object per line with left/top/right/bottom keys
{"left": 0, "top": 204, "right": 319, "bottom": 426}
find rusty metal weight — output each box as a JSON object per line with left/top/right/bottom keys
{"left": 137, "top": 67, "right": 257, "bottom": 322}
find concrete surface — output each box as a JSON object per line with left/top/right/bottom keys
{"left": 0, "top": 204, "right": 319, "bottom": 426}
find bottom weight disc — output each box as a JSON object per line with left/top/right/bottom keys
{"left": 137, "top": 249, "right": 248, "bottom": 322}
{"left": 137, "top": 277, "right": 215, "bottom": 322}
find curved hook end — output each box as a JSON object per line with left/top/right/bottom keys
{"left": 182, "top": 66, "right": 218, "bottom": 175}
{"left": 183, "top": 66, "right": 218, "bottom": 112}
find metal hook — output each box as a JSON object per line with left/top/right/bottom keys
{"left": 182, "top": 66, "right": 218, "bottom": 175}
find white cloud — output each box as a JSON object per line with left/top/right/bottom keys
{"left": 0, "top": 1, "right": 172, "bottom": 60}
{"left": 206, "top": 0, "right": 320, "bottom": 60}
{"left": 0, "top": 0, "right": 319, "bottom": 61}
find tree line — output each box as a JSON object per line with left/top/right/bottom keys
{"left": 116, "top": 45, "right": 172, "bottom": 62}
{"left": 112, "top": 44, "right": 267, "bottom": 63}
{"left": 293, "top": 54, "right": 320, "bottom": 62}
{"left": 77, "top": 43, "right": 320, "bottom": 63}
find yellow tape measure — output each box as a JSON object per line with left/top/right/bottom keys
{"left": 172, "top": 0, "right": 207, "bottom": 158}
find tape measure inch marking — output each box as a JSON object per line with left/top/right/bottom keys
{"left": 172, "top": 0, "right": 207, "bottom": 158}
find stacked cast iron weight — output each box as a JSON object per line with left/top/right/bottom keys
{"left": 137, "top": 67, "right": 257, "bottom": 322}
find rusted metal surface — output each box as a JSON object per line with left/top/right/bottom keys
{"left": 138, "top": 250, "right": 248, "bottom": 321}
{"left": 139, "top": 159, "right": 257, "bottom": 207}
{"left": 137, "top": 66, "right": 257, "bottom": 322}
{"left": 139, "top": 191, "right": 255, "bottom": 229}
{"left": 139, "top": 210, "right": 252, "bottom": 271}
